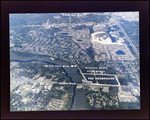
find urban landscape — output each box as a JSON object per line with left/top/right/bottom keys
{"left": 10, "top": 12, "right": 140, "bottom": 111}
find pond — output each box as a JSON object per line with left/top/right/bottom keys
{"left": 116, "top": 50, "right": 125, "bottom": 55}
{"left": 61, "top": 33, "right": 68, "bottom": 35}
{"left": 77, "top": 39, "right": 82, "bottom": 41}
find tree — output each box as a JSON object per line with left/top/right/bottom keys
{"left": 106, "top": 67, "right": 117, "bottom": 74}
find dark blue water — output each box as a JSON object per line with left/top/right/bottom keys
{"left": 69, "top": 85, "right": 77, "bottom": 110}
{"left": 109, "top": 35, "right": 116, "bottom": 42}
{"left": 106, "top": 27, "right": 116, "bottom": 42}
{"left": 116, "top": 50, "right": 125, "bottom": 55}
{"left": 10, "top": 59, "right": 76, "bottom": 109}
{"left": 77, "top": 39, "right": 82, "bottom": 41}
{"left": 61, "top": 33, "right": 68, "bottom": 35}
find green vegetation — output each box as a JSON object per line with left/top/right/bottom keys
{"left": 43, "top": 27, "right": 61, "bottom": 36}
{"left": 120, "top": 19, "right": 139, "bottom": 49}
{"left": 64, "top": 85, "right": 72, "bottom": 91}
{"left": 63, "top": 93, "right": 73, "bottom": 110}
{"left": 128, "top": 44, "right": 137, "bottom": 57}
{"left": 109, "top": 87, "right": 118, "bottom": 96}
{"left": 85, "top": 97, "right": 92, "bottom": 109}
{"left": 105, "top": 67, "right": 117, "bottom": 74}
{"left": 86, "top": 14, "right": 111, "bottom": 24}
{"left": 34, "top": 90, "right": 42, "bottom": 99}
{"left": 12, "top": 51, "right": 37, "bottom": 57}
{"left": 117, "top": 75, "right": 131, "bottom": 85}
{"left": 39, "top": 107, "right": 47, "bottom": 111}
{"left": 119, "top": 32, "right": 125, "bottom": 37}
{"left": 113, "top": 25, "right": 120, "bottom": 30}
{"left": 10, "top": 105, "right": 18, "bottom": 111}
{"left": 119, "top": 101, "right": 140, "bottom": 109}
{"left": 54, "top": 90, "right": 65, "bottom": 99}
{"left": 25, "top": 92, "right": 33, "bottom": 98}
{"left": 10, "top": 92, "right": 22, "bottom": 101}
{"left": 72, "top": 25, "right": 87, "bottom": 30}
{"left": 12, "top": 50, "right": 50, "bottom": 58}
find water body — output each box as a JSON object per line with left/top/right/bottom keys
{"left": 69, "top": 85, "right": 77, "bottom": 110}
{"left": 106, "top": 27, "right": 116, "bottom": 42}
{"left": 61, "top": 33, "right": 68, "bottom": 35}
{"left": 116, "top": 50, "right": 125, "bottom": 55}
{"left": 10, "top": 51, "right": 82, "bottom": 83}
{"left": 77, "top": 39, "right": 82, "bottom": 41}
{"left": 70, "top": 88, "right": 91, "bottom": 110}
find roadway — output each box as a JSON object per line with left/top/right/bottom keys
{"left": 11, "top": 77, "right": 139, "bottom": 90}
{"left": 116, "top": 22, "right": 139, "bottom": 58}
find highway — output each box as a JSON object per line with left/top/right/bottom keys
{"left": 116, "top": 23, "right": 139, "bottom": 58}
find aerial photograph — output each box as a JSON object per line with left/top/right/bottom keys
{"left": 10, "top": 12, "right": 140, "bottom": 111}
